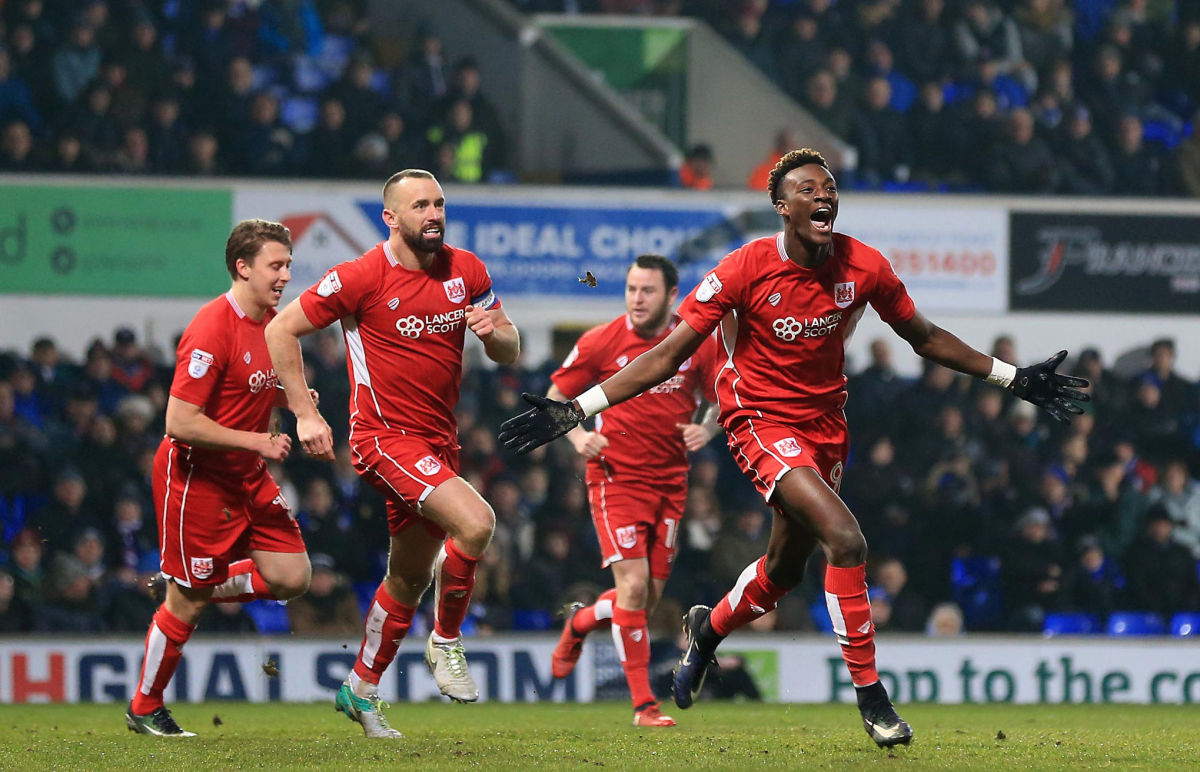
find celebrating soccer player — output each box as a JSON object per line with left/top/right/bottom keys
{"left": 500, "top": 148, "right": 1090, "bottom": 748}
{"left": 544, "top": 254, "right": 720, "bottom": 728}
{"left": 127, "top": 220, "right": 314, "bottom": 737}
{"left": 265, "top": 169, "right": 520, "bottom": 738}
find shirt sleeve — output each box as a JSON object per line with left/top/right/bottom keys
{"left": 550, "top": 327, "right": 601, "bottom": 400}
{"left": 869, "top": 250, "right": 917, "bottom": 325}
{"left": 298, "top": 258, "right": 373, "bottom": 329}
{"left": 169, "top": 311, "right": 229, "bottom": 407}
{"left": 467, "top": 253, "right": 501, "bottom": 310}
{"left": 677, "top": 251, "right": 744, "bottom": 338}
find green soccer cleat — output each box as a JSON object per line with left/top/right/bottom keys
{"left": 335, "top": 681, "right": 403, "bottom": 738}
{"left": 425, "top": 633, "right": 480, "bottom": 703}
{"left": 124, "top": 703, "right": 196, "bottom": 737}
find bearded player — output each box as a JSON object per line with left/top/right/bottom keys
{"left": 545, "top": 254, "right": 719, "bottom": 728}
{"left": 127, "top": 220, "right": 313, "bottom": 737}
{"left": 501, "top": 148, "right": 1090, "bottom": 748}
{"left": 266, "top": 169, "right": 519, "bottom": 738}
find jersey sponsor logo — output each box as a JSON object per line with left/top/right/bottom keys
{"left": 395, "top": 315, "right": 426, "bottom": 338}
{"left": 414, "top": 455, "right": 442, "bottom": 476}
{"left": 190, "top": 556, "right": 214, "bottom": 580}
{"left": 395, "top": 308, "right": 466, "bottom": 339}
{"left": 833, "top": 281, "right": 856, "bottom": 308}
{"left": 647, "top": 373, "right": 685, "bottom": 395}
{"left": 188, "top": 348, "right": 215, "bottom": 379}
{"left": 830, "top": 461, "right": 844, "bottom": 492}
{"left": 695, "top": 272, "right": 723, "bottom": 302}
{"left": 772, "top": 311, "right": 843, "bottom": 341}
{"left": 615, "top": 525, "right": 637, "bottom": 550}
{"left": 773, "top": 437, "right": 803, "bottom": 457}
{"left": 316, "top": 270, "right": 342, "bottom": 297}
{"left": 387, "top": 297, "right": 400, "bottom": 311}
{"left": 443, "top": 277, "right": 467, "bottom": 304}
{"left": 616, "top": 355, "right": 629, "bottom": 368}
{"left": 561, "top": 345, "right": 579, "bottom": 369}
{"left": 248, "top": 368, "right": 278, "bottom": 394}
{"left": 768, "top": 292, "right": 782, "bottom": 306}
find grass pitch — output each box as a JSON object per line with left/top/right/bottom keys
{"left": 2, "top": 701, "right": 1197, "bottom": 770}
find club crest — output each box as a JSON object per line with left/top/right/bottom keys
{"left": 833, "top": 281, "right": 855, "bottom": 308}
{"left": 443, "top": 277, "right": 467, "bottom": 304}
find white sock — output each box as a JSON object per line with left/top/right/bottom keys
{"left": 431, "top": 631, "right": 459, "bottom": 645}
{"left": 349, "top": 670, "right": 377, "bottom": 699}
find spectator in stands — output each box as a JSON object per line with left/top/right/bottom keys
{"left": 1124, "top": 375, "right": 1181, "bottom": 463}
{"left": 850, "top": 76, "right": 912, "bottom": 186}
{"left": 1162, "top": 17, "right": 1200, "bottom": 114}
{"left": 215, "top": 56, "right": 257, "bottom": 151}
{"left": 286, "top": 553, "right": 362, "bottom": 635}
{"left": 775, "top": 9, "right": 827, "bottom": 101}
{"left": 846, "top": 338, "right": 905, "bottom": 437}
{"left": 956, "top": 89, "right": 1006, "bottom": 185}
{"left": 297, "top": 477, "right": 370, "bottom": 581}
{"left": 99, "top": 57, "right": 147, "bottom": 129}
{"left": 511, "top": 522, "right": 589, "bottom": 611}
{"left": 0, "top": 568, "right": 35, "bottom": 632}
{"left": 1169, "top": 108, "right": 1200, "bottom": 196}
{"left": 0, "top": 378, "right": 47, "bottom": 498}
{"left": 236, "top": 91, "right": 295, "bottom": 175}
{"left": 306, "top": 96, "right": 355, "bottom": 178}
{"left": 953, "top": 0, "right": 1033, "bottom": 92}
{"left": 871, "top": 556, "right": 928, "bottom": 632}
{"left": 1062, "top": 534, "right": 1125, "bottom": 619}
{"left": 925, "top": 601, "right": 965, "bottom": 636}
{"left": 0, "top": 46, "right": 43, "bottom": 135}
{"left": 143, "top": 93, "right": 188, "bottom": 174}
{"left": 121, "top": 15, "right": 171, "bottom": 100}
{"left": 257, "top": 0, "right": 325, "bottom": 63}
{"left": 67, "top": 81, "right": 121, "bottom": 168}
{"left": 1013, "top": 0, "right": 1073, "bottom": 77}
{"left": 50, "top": 14, "right": 101, "bottom": 109}
{"left": 27, "top": 467, "right": 102, "bottom": 557}
{"left": 1080, "top": 45, "right": 1146, "bottom": 145}
{"left": 327, "top": 54, "right": 386, "bottom": 140}
{"left": 892, "top": 0, "right": 954, "bottom": 86}
{"left": 1137, "top": 339, "right": 1195, "bottom": 415}
{"left": 71, "top": 527, "right": 106, "bottom": 583}
{"left": 425, "top": 98, "right": 494, "bottom": 183}
{"left": 745, "top": 128, "right": 799, "bottom": 190}
{"left": 1110, "top": 114, "right": 1168, "bottom": 196}
{"left": 1002, "top": 506, "right": 1066, "bottom": 631}
{"left": 711, "top": 504, "right": 771, "bottom": 589}
{"left": 801, "top": 69, "right": 855, "bottom": 139}
{"left": 185, "top": 129, "right": 224, "bottom": 176}
{"left": 74, "top": 414, "right": 123, "bottom": 510}
{"left": 440, "top": 56, "right": 506, "bottom": 164}
{"left": 1149, "top": 459, "right": 1200, "bottom": 559}
{"left": 0, "top": 119, "right": 35, "bottom": 170}
{"left": 1067, "top": 448, "right": 1149, "bottom": 559}
{"left": 1124, "top": 504, "right": 1200, "bottom": 616}
{"left": 985, "top": 107, "right": 1061, "bottom": 192}
{"left": 1054, "top": 105, "right": 1116, "bottom": 194}
{"left": 178, "top": 0, "right": 237, "bottom": 93}
{"left": 374, "top": 110, "right": 425, "bottom": 171}
{"left": 679, "top": 143, "right": 714, "bottom": 190}
{"left": 111, "top": 125, "right": 151, "bottom": 174}
{"left": 37, "top": 553, "right": 105, "bottom": 632}
{"left": 907, "top": 81, "right": 962, "bottom": 185}
{"left": 198, "top": 601, "right": 258, "bottom": 633}
{"left": 400, "top": 29, "right": 451, "bottom": 117}
{"left": 715, "top": 0, "right": 773, "bottom": 76}
{"left": 40, "top": 128, "right": 89, "bottom": 171}
{"left": 105, "top": 484, "right": 155, "bottom": 574}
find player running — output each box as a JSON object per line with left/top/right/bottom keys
{"left": 127, "top": 220, "right": 313, "bottom": 737}
{"left": 543, "top": 254, "right": 720, "bottom": 728}
{"left": 265, "top": 169, "right": 520, "bottom": 738}
{"left": 500, "top": 148, "right": 1090, "bottom": 748}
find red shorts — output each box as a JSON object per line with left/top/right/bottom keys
{"left": 350, "top": 431, "right": 460, "bottom": 538}
{"left": 153, "top": 439, "right": 305, "bottom": 588}
{"left": 587, "top": 478, "right": 686, "bottom": 579}
{"left": 725, "top": 413, "right": 848, "bottom": 503}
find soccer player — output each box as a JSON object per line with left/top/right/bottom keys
{"left": 544, "top": 254, "right": 720, "bottom": 728}
{"left": 500, "top": 148, "right": 1090, "bottom": 748}
{"left": 127, "top": 220, "right": 312, "bottom": 737}
{"left": 265, "top": 169, "right": 520, "bottom": 738}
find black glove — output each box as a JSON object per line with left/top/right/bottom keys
{"left": 1011, "top": 350, "right": 1091, "bottom": 423}
{"left": 498, "top": 393, "right": 585, "bottom": 454}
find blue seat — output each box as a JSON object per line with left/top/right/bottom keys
{"left": 1043, "top": 612, "right": 1101, "bottom": 636}
{"left": 1106, "top": 611, "right": 1165, "bottom": 636}
{"left": 511, "top": 609, "right": 553, "bottom": 631}
{"left": 809, "top": 598, "right": 833, "bottom": 633}
{"left": 281, "top": 96, "right": 320, "bottom": 133}
{"left": 353, "top": 581, "right": 377, "bottom": 618}
{"left": 1170, "top": 613, "right": 1200, "bottom": 637}
{"left": 950, "top": 555, "right": 1004, "bottom": 630}
{"left": 244, "top": 600, "right": 291, "bottom": 635}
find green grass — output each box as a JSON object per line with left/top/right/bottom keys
{"left": 2, "top": 701, "right": 1198, "bottom": 770}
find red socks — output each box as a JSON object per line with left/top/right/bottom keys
{"left": 209, "top": 559, "right": 274, "bottom": 603}
{"left": 824, "top": 563, "right": 879, "bottom": 687}
{"left": 131, "top": 606, "right": 194, "bottom": 715}
{"left": 572, "top": 588, "right": 617, "bottom": 635}
{"left": 433, "top": 539, "right": 479, "bottom": 640}
{"left": 709, "top": 556, "right": 788, "bottom": 636}
{"left": 611, "top": 605, "right": 655, "bottom": 708}
{"left": 352, "top": 585, "right": 417, "bottom": 684}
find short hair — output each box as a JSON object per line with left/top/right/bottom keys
{"left": 225, "top": 219, "right": 291, "bottom": 280}
{"left": 382, "top": 169, "right": 436, "bottom": 206}
{"left": 628, "top": 253, "right": 678, "bottom": 291}
{"left": 767, "top": 147, "right": 830, "bottom": 203}
{"left": 1150, "top": 338, "right": 1175, "bottom": 355}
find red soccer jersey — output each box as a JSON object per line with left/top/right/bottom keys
{"left": 168, "top": 290, "right": 280, "bottom": 477}
{"left": 552, "top": 314, "right": 719, "bottom": 484}
{"left": 678, "top": 232, "right": 916, "bottom": 428}
{"left": 299, "top": 241, "right": 499, "bottom": 444}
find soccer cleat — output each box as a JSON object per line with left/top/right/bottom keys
{"left": 632, "top": 702, "right": 677, "bottom": 727}
{"left": 124, "top": 703, "right": 196, "bottom": 737}
{"left": 551, "top": 601, "right": 587, "bottom": 679}
{"left": 425, "top": 633, "right": 479, "bottom": 703}
{"left": 857, "top": 681, "right": 913, "bottom": 748}
{"left": 672, "top": 604, "right": 716, "bottom": 710}
{"left": 147, "top": 572, "right": 167, "bottom": 603}
{"left": 335, "top": 681, "right": 403, "bottom": 738}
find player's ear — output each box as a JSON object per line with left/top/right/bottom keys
{"left": 774, "top": 198, "right": 787, "bottom": 215}
{"left": 235, "top": 258, "right": 252, "bottom": 281}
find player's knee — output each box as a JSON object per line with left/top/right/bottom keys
{"left": 824, "top": 528, "right": 867, "bottom": 567}
{"left": 386, "top": 568, "right": 432, "bottom": 599}
{"left": 450, "top": 505, "right": 494, "bottom": 554}
{"left": 271, "top": 569, "right": 311, "bottom": 600}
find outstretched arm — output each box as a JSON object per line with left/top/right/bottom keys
{"left": 891, "top": 310, "right": 1090, "bottom": 423}
{"left": 265, "top": 300, "right": 335, "bottom": 460}
{"left": 500, "top": 321, "right": 707, "bottom": 454}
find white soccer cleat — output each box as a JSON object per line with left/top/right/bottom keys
{"left": 425, "top": 633, "right": 479, "bottom": 703}
{"left": 335, "top": 681, "right": 403, "bottom": 738}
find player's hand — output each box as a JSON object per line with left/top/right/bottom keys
{"left": 465, "top": 304, "right": 495, "bottom": 340}
{"left": 259, "top": 432, "right": 292, "bottom": 461}
{"left": 499, "top": 393, "right": 584, "bottom": 454}
{"left": 1011, "top": 350, "right": 1091, "bottom": 423}
{"left": 571, "top": 430, "right": 609, "bottom": 459}
{"left": 296, "top": 412, "right": 336, "bottom": 461}
{"left": 677, "top": 423, "right": 712, "bottom": 452}
{"left": 308, "top": 388, "right": 320, "bottom": 408}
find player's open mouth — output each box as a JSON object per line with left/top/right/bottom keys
{"left": 423, "top": 225, "right": 443, "bottom": 236}
{"left": 810, "top": 208, "right": 833, "bottom": 233}
{"left": 271, "top": 287, "right": 284, "bottom": 298}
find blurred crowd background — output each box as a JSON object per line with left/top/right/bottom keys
{"left": 2, "top": 0, "right": 1199, "bottom": 194}
{"left": 1, "top": 327, "right": 1198, "bottom": 639}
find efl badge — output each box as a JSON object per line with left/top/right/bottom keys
{"left": 833, "top": 281, "right": 855, "bottom": 308}
{"left": 616, "top": 525, "right": 637, "bottom": 550}
{"left": 317, "top": 270, "right": 342, "bottom": 297}
{"left": 188, "top": 349, "right": 214, "bottom": 379}
{"left": 616, "top": 355, "right": 629, "bottom": 368}
{"left": 190, "top": 556, "right": 214, "bottom": 580}
{"left": 443, "top": 277, "right": 467, "bottom": 304}
{"left": 773, "top": 437, "right": 803, "bottom": 457}
{"left": 695, "top": 272, "right": 723, "bottom": 302}
{"left": 243, "top": 351, "right": 252, "bottom": 364}
{"left": 415, "top": 455, "right": 442, "bottom": 476}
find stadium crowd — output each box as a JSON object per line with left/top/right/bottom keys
{"left": 3, "top": 0, "right": 1199, "bottom": 194}
{"left": 1, "top": 326, "right": 1198, "bottom": 637}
